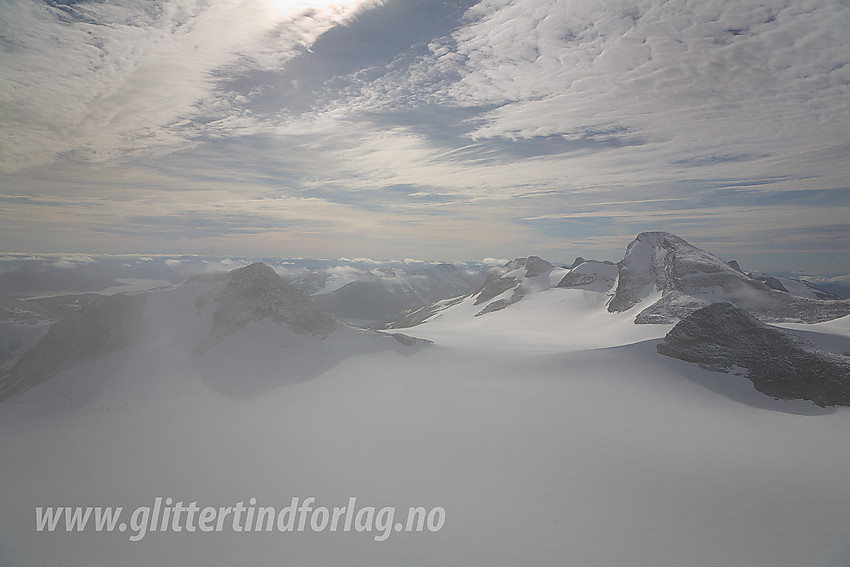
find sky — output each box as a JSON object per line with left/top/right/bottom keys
{"left": 1, "top": 0, "right": 849, "bottom": 273}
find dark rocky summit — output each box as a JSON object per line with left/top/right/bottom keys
{"left": 608, "top": 232, "right": 850, "bottom": 324}
{"left": 194, "top": 262, "right": 338, "bottom": 352}
{"left": 0, "top": 293, "right": 147, "bottom": 402}
{"left": 657, "top": 302, "right": 850, "bottom": 407}
{"left": 472, "top": 256, "right": 553, "bottom": 316}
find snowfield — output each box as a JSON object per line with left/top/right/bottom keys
{"left": 3, "top": 324, "right": 850, "bottom": 566}
{"left": 2, "top": 237, "right": 850, "bottom": 566}
{"left": 387, "top": 287, "right": 670, "bottom": 352}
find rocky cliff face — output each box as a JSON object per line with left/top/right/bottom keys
{"left": 471, "top": 256, "right": 554, "bottom": 316}
{"left": 193, "top": 263, "right": 339, "bottom": 352}
{"left": 0, "top": 293, "right": 147, "bottom": 402}
{"left": 609, "top": 232, "right": 850, "bottom": 324}
{"left": 657, "top": 302, "right": 850, "bottom": 407}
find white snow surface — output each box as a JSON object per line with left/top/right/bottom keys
{"left": 2, "top": 263, "right": 850, "bottom": 566}
{"left": 396, "top": 287, "right": 669, "bottom": 352}
{"left": 556, "top": 260, "right": 619, "bottom": 292}
{"left": 750, "top": 272, "right": 841, "bottom": 300}
{"left": 391, "top": 254, "right": 662, "bottom": 350}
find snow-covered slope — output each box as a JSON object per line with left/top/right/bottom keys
{"left": 0, "top": 293, "right": 146, "bottom": 402}
{"left": 0, "top": 262, "right": 424, "bottom": 403}
{"left": 3, "top": 272, "right": 850, "bottom": 567}
{"left": 3, "top": 250, "right": 850, "bottom": 567}
{"left": 556, "top": 259, "right": 619, "bottom": 292}
{"left": 386, "top": 255, "right": 666, "bottom": 351}
{"left": 748, "top": 272, "right": 843, "bottom": 300}
{"left": 310, "top": 263, "right": 486, "bottom": 324}
{"left": 393, "top": 256, "right": 569, "bottom": 323}
{"left": 388, "top": 233, "right": 850, "bottom": 345}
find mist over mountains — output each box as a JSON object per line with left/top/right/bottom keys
{"left": 3, "top": 231, "right": 848, "bottom": 404}
{"left": 2, "top": 232, "right": 849, "bottom": 567}
{"left": 4, "top": 0, "right": 849, "bottom": 563}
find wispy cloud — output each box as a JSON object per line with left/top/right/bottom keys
{"left": 0, "top": 0, "right": 380, "bottom": 172}
{"left": 0, "top": 0, "right": 848, "bottom": 273}
{"left": 328, "top": 0, "right": 849, "bottom": 191}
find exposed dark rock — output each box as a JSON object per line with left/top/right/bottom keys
{"left": 195, "top": 262, "right": 338, "bottom": 352}
{"left": 0, "top": 298, "right": 52, "bottom": 324}
{"left": 523, "top": 256, "right": 554, "bottom": 278}
{"left": 383, "top": 296, "right": 465, "bottom": 329}
{"left": 657, "top": 302, "right": 850, "bottom": 407}
{"left": 472, "top": 258, "right": 526, "bottom": 306}
{"left": 609, "top": 232, "right": 850, "bottom": 324}
{"left": 471, "top": 257, "right": 552, "bottom": 315}
{"left": 386, "top": 231, "right": 850, "bottom": 331}
{"left": 557, "top": 260, "right": 618, "bottom": 292}
{"left": 385, "top": 332, "right": 433, "bottom": 346}
{"left": 0, "top": 293, "right": 147, "bottom": 401}
{"left": 760, "top": 276, "right": 789, "bottom": 293}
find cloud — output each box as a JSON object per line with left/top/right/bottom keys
{"left": 1, "top": 0, "right": 848, "bottom": 273}
{"left": 0, "top": 0, "right": 381, "bottom": 173}
{"left": 51, "top": 254, "right": 97, "bottom": 268}
{"left": 333, "top": 0, "right": 849, "bottom": 189}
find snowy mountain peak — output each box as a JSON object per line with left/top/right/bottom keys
{"left": 1, "top": 293, "right": 147, "bottom": 402}
{"left": 609, "top": 232, "right": 850, "bottom": 323}
{"left": 228, "top": 261, "right": 282, "bottom": 285}
{"left": 1, "top": 261, "right": 436, "bottom": 403}
{"left": 748, "top": 273, "right": 842, "bottom": 301}
{"left": 557, "top": 260, "right": 618, "bottom": 293}
{"left": 523, "top": 256, "right": 554, "bottom": 278}
{"left": 609, "top": 231, "right": 741, "bottom": 314}
{"left": 468, "top": 256, "right": 556, "bottom": 315}
{"left": 195, "top": 262, "right": 338, "bottom": 352}
{"left": 632, "top": 230, "right": 689, "bottom": 247}
{"left": 388, "top": 231, "right": 850, "bottom": 333}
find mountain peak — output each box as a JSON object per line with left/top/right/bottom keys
{"left": 523, "top": 256, "right": 554, "bottom": 278}
{"left": 467, "top": 256, "right": 554, "bottom": 316}
{"left": 632, "top": 231, "right": 690, "bottom": 247}
{"left": 609, "top": 232, "right": 850, "bottom": 323}
{"left": 197, "top": 263, "right": 338, "bottom": 352}
{"left": 608, "top": 231, "right": 723, "bottom": 314}
{"left": 227, "top": 262, "right": 280, "bottom": 284}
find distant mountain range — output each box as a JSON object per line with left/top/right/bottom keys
{"left": 0, "top": 263, "right": 426, "bottom": 402}
{"left": 1, "top": 232, "right": 848, "bottom": 406}
{"left": 388, "top": 231, "right": 850, "bottom": 328}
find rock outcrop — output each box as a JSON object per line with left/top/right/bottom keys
{"left": 657, "top": 302, "right": 850, "bottom": 407}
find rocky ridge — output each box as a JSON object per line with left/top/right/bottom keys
{"left": 657, "top": 302, "right": 850, "bottom": 407}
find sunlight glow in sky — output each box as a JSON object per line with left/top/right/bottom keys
{"left": 1, "top": 0, "right": 848, "bottom": 273}
{"left": 266, "top": 0, "right": 374, "bottom": 18}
